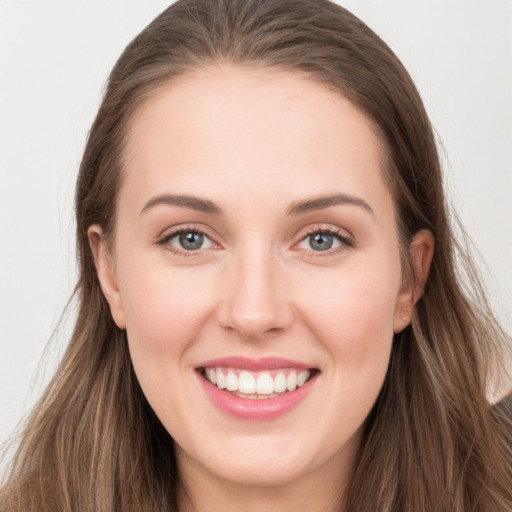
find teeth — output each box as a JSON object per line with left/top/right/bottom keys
{"left": 239, "top": 371, "right": 256, "bottom": 394}
{"left": 226, "top": 370, "right": 238, "bottom": 391}
{"left": 216, "top": 369, "right": 226, "bottom": 390}
{"left": 204, "top": 367, "right": 312, "bottom": 395}
{"left": 207, "top": 368, "right": 216, "bottom": 385}
{"left": 297, "top": 370, "right": 309, "bottom": 387}
{"left": 274, "top": 373, "right": 287, "bottom": 393}
{"left": 256, "top": 373, "right": 274, "bottom": 394}
{"left": 286, "top": 372, "right": 297, "bottom": 391}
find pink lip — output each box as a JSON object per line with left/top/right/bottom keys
{"left": 196, "top": 362, "right": 319, "bottom": 421}
{"left": 196, "top": 356, "right": 312, "bottom": 371}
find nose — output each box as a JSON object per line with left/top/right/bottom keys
{"left": 217, "top": 245, "right": 294, "bottom": 341}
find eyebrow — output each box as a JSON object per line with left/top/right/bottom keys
{"left": 140, "top": 194, "right": 223, "bottom": 216}
{"left": 140, "top": 192, "right": 373, "bottom": 217}
{"left": 286, "top": 193, "right": 374, "bottom": 216}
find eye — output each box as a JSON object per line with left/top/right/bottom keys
{"left": 158, "top": 228, "right": 217, "bottom": 254}
{"left": 296, "top": 228, "right": 353, "bottom": 253}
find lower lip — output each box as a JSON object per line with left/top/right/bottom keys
{"left": 197, "top": 372, "right": 318, "bottom": 420}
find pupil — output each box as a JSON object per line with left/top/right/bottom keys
{"left": 180, "top": 232, "right": 203, "bottom": 250}
{"left": 310, "top": 233, "right": 333, "bottom": 251}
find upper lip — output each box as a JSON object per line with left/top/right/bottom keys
{"left": 196, "top": 356, "right": 315, "bottom": 371}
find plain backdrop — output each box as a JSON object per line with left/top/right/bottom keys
{"left": 1, "top": 0, "right": 511, "bottom": 452}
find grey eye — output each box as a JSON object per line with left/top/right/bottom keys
{"left": 308, "top": 233, "right": 334, "bottom": 251}
{"left": 297, "top": 230, "right": 346, "bottom": 253}
{"left": 180, "top": 232, "right": 204, "bottom": 250}
{"left": 168, "top": 231, "right": 214, "bottom": 251}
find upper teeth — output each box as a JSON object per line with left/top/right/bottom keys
{"left": 205, "top": 368, "right": 311, "bottom": 394}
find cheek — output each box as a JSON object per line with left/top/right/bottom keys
{"left": 304, "top": 262, "right": 398, "bottom": 334}
{"left": 117, "top": 261, "right": 215, "bottom": 365}
{"left": 296, "top": 258, "right": 399, "bottom": 380}
{"left": 115, "top": 262, "right": 219, "bottom": 435}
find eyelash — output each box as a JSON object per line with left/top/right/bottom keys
{"left": 155, "top": 224, "right": 354, "bottom": 257}
{"left": 298, "top": 226, "right": 354, "bottom": 257}
{"left": 156, "top": 224, "right": 217, "bottom": 258}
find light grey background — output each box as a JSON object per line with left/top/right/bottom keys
{"left": 1, "top": 0, "right": 511, "bottom": 452}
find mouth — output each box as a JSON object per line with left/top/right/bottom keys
{"left": 199, "top": 367, "right": 318, "bottom": 399}
{"left": 195, "top": 358, "right": 320, "bottom": 419}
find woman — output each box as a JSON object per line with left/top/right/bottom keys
{"left": 1, "top": 0, "right": 511, "bottom": 510}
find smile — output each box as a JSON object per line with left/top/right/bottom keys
{"left": 196, "top": 357, "right": 319, "bottom": 420}
{"left": 203, "top": 367, "right": 313, "bottom": 398}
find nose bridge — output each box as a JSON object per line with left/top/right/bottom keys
{"left": 219, "top": 239, "right": 293, "bottom": 339}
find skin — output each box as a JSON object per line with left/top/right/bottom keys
{"left": 89, "top": 66, "right": 433, "bottom": 512}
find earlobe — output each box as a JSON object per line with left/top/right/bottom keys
{"left": 88, "top": 225, "right": 126, "bottom": 329}
{"left": 393, "top": 229, "right": 435, "bottom": 333}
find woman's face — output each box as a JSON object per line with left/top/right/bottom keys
{"left": 92, "top": 67, "right": 422, "bottom": 491}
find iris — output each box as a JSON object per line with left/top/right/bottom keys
{"left": 309, "top": 233, "right": 334, "bottom": 251}
{"left": 180, "top": 232, "right": 204, "bottom": 250}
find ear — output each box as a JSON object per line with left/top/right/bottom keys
{"left": 393, "top": 229, "right": 435, "bottom": 333}
{"left": 88, "top": 225, "right": 126, "bottom": 329}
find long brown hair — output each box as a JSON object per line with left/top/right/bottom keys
{"left": 1, "top": 1, "right": 511, "bottom": 510}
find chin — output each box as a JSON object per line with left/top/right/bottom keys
{"left": 181, "top": 430, "right": 351, "bottom": 489}
{"left": 207, "top": 456, "right": 312, "bottom": 488}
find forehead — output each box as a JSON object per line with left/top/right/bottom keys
{"left": 120, "top": 66, "right": 393, "bottom": 220}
